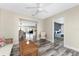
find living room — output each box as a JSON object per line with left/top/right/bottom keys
{"left": 0, "top": 3, "right": 79, "bottom": 56}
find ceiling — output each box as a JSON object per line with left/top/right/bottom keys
{"left": 0, "top": 3, "right": 78, "bottom": 19}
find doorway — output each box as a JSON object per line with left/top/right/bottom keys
{"left": 18, "top": 19, "right": 37, "bottom": 42}
{"left": 54, "top": 17, "right": 64, "bottom": 46}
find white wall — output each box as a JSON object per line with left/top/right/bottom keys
{"left": 64, "top": 6, "right": 79, "bottom": 51}
{"left": 0, "top": 9, "right": 43, "bottom": 44}
{"left": 0, "top": 9, "right": 4, "bottom": 36}
{"left": 43, "top": 5, "right": 79, "bottom": 51}
{"left": 37, "top": 20, "right": 44, "bottom": 40}
{"left": 42, "top": 18, "right": 53, "bottom": 42}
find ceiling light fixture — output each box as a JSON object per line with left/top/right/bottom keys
{"left": 25, "top": 3, "right": 48, "bottom": 16}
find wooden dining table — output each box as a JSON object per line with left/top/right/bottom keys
{"left": 19, "top": 40, "right": 38, "bottom": 56}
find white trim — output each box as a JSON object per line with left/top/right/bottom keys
{"left": 64, "top": 45, "right": 79, "bottom": 52}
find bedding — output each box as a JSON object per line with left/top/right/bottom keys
{"left": 0, "top": 33, "right": 5, "bottom": 46}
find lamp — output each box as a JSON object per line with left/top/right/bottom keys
{"left": 26, "top": 40, "right": 30, "bottom": 44}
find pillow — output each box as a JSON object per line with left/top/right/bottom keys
{"left": 0, "top": 33, "right": 5, "bottom": 47}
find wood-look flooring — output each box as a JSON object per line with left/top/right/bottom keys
{"left": 10, "top": 39, "right": 79, "bottom": 56}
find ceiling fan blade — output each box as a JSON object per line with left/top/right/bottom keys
{"left": 32, "top": 9, "right": 39, "bottom": 16}
{"left": 31, "top": 3, "right": 48, "bottom": 16}
{"left": 31, "top": 3, "right": 40, "bottom": 16}
{"left": 37, "top": 3, "right": 40, "bottom": 8}
{"left": 25, "top": 7, "right": 37, "bottom": 9}
{"left": 42, "top": 9, "right": 48, "bottom": 13}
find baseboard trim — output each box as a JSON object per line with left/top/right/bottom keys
{"left": 64, "top": 45, "right": 79, "bottom": 52}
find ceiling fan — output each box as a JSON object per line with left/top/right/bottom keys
{"left": 25, "top": 3, "right": 48, "bottom": 16}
